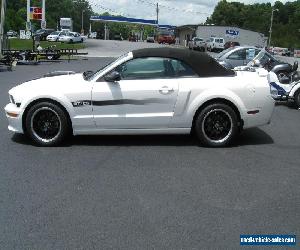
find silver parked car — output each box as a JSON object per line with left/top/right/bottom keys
{"left": 215, "top": 46, "right": 261, "bottom": 69}
{"left": 58, "top": 32, "right": 84, "bottom": 43}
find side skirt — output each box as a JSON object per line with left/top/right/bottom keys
{"left": 73, "top": 128, "right": 191, "bottom": 135}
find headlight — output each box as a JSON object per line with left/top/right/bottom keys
{"left": 9, "top": 95, "right": 15, "bottom": 104}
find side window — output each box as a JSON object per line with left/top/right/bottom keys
{"left": 170, "top": 59, "right": 197, "bottom": 77}
{"left": 227, "top": 49, "right": 246, "bottom": 60}
{"left": 246, "top": 48, "right": 256, "bottom": 60}
{"left": 114, "top": 57, "right": 173, "bottom": 80}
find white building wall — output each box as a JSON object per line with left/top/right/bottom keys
{"left": 195, "top": 26, "right": 267, "bottom": 48}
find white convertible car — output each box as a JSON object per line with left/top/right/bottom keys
{"left": 4, "top": 48, "right": 275, "bottom": 147}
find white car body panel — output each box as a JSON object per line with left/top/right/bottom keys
{"left": 58, "top": 32, "right": 83, "bottom": 43}
{"left": 207, "top": 37, "right": 225, "bottom": 50}
{"left": 4, "top": 52, "right": 275, "bottom": 137}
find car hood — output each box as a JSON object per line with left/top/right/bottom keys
{"left": 9, "top": 73, "right": 86, "bottom": 97}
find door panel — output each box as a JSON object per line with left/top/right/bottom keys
{"left": 92, "top": 79, "right": 178, "bottom": 129}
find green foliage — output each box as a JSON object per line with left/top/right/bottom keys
{"left": 4, "top": 0, "right": 93, "bottom": 33}
{"left": 3, "top": 0, "right": 155, "bottom": 40}
{"left": 206, "top": 0, "right": 300, "bottom": 48}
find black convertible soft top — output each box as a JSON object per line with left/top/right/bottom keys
{"left": 132, "top": 47, "right": 235, "bottom": 77}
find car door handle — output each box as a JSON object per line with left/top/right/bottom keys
{"left": 159, "top": 86, "right": 174, "bottom": 94}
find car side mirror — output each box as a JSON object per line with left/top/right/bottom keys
{"left": 104, "top": 71, "right": 121, "bottom": 82}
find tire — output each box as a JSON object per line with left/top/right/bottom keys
{"left": 69, "top": 39, "right": 73, "bottom": 44}
{"left": 276, "top": 71, "right": 289, "bottom": 80}
{"left": 25, "top": 102, "right": 70, "bottom": 146}
{"left": 294, "top": 90, "right": 300, "bottom": 109}
{"left": 81, "top": 38, "right": 83, "bottom": 43}
{"left": 193, "top": 103, "right": 239, "bottom": 147}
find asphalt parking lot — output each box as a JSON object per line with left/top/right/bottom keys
{"left": 0, "top": 58, "right": 299, "bottom": 249}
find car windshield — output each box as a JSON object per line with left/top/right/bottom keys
{"left": 51, "top": 32, "right": 60, "bottom": 35}
{"left": 84, "top": 53, "right": 129, "bottom": 81}
{"left": 215, "top": 47, "right": 236, "bottom": 59}
{"left": 247, "top": 49, "right": 279, "bottom": 67}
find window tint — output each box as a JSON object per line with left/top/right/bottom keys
{"left": 115, "top": 57, "right": 172, "bottom": 80}
{"left": 170, "top": 59, "right": 197, "bottom": 77}
{"left": 255, "top": 49, "right": 261, "bottom": 55}
{"left": 227, "top": 49, "right": 246, "bottom": 60}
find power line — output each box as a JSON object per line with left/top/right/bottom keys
{"left": 134, "top": 0, "right": 211, "bottom": 15}
{"left": 89, "top": 2, "right": 136, "bottom": 17}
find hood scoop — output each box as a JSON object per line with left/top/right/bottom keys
{"left": 44, "top": 71, "right": 76, "bottom": 78}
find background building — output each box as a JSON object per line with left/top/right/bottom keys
{"left": 176, "top": 25, "right": 268, "bottom": 48}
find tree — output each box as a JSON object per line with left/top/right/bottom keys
{"left": 207, "top": 0, "right": 300, "bottom": 48}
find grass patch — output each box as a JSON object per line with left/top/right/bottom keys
{"left": 7, "top": 38, "right": 86, "bottom": 50}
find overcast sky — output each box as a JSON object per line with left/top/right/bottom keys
{"left": 88, "top": 0, "right": 294, "bottom": 26}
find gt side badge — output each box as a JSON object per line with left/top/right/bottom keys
{"left": 72, "top": 101, "right": 91, "bottom": 107}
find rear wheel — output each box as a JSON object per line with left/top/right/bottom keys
{"left": 194, "top": 103, "right": 238, "bottom": 147}
{"left": 25, "top": 102, "right": 70, "bottom": 146}
{"left": 294, "top": 90, "right": 300, "bottom": 109}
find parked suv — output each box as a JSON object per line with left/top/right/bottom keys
{"left": 35, "top": 29, "right": 55, "bottom": 41}
{"left": 188, "top": 37, "right": 206, "bottom": 51}
{"left": 224, "top": 41, "right": 240, "bottom": 50}
{"left": 207, "top": 37, "right": 225, "bottom": 52}
{"left": 157, "top": 31, "right": 175, "bottom": 45}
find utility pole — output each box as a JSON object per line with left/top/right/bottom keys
{"left": 81, "top": 10, "right": 85, "bottom": 34}
{"left": 156, "top": 3, "right": 159, "bottom": 26}
{"left": 268, "top": 8, "right": 278, "bottom": 48}
{"left": 0, "top": 0, "right": 6, "bottom": 58}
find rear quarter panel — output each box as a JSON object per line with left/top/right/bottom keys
{"left": 170, "top": 71, "right": 273, "bottom": 128}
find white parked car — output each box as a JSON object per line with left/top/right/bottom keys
{"left": 58, "top": 32, "right": 84, "bottom": 43}
{"left": 207, "top": 37, "right": 225, "bottom": 52}
{"left": 188, "top": 37, "right": 206, "bottom": 51}
{"left": 46, "top": 31, "right": 66, "bottom": 42}
{"left": 4, "top": 48, "right": 274, "bottom": 147}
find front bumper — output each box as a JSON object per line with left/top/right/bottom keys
{"left": 4, "top": 103, "right": 24, "bottom": 133}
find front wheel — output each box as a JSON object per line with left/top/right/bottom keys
{"left": 193, "top": 103, "right": 239, "bottom": 147}
{"left": 25, "top": 102, "right": 70, "bottom": 146}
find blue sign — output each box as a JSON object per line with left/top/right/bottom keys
{"left": 226, "top": 29, "right": 239, "bottom": 37}
{"left": 240, "top": 235, "right": 296, "bottom": 246}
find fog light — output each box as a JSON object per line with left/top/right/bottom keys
{"left": 6, "top": 112, "right": 19, "bottom": 118}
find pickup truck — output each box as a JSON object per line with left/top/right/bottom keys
{"left": 188, "top": 37, "right": 206, "bottom": 51}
